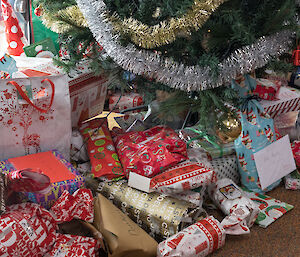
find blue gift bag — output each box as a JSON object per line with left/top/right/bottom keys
{"left": 232, "top": 75, "right": 281, "bottom": 193}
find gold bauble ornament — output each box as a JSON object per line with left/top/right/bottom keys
{"left": 215, "top": 113, "right": 241, "bottom": 143}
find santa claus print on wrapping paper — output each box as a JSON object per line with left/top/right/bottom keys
{"left": 1, "top": 0, "right": 28, "bottom": 56}
{"left": 241, "top": 131, "right": 252, "bottom": 149}
{"left": 238, "top": 153, "right": 248, "bottom": 172}
{"left": 0, "top": 85, "right": 54, "bottom": 155}
{"left": 246, "top": 109, "right": 257, "bottom": 126}
{"left": 264, "top": 125, "right": 274, "bottom": 143}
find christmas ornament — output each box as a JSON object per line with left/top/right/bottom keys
{"left": 216, "top": 113, "right": 242, "bottom": 143}
{"left": 107, "top": 0, "right": 228, "bottom": 49}
{"left": 93, "top": 111, "right": 124, "bottom": 130}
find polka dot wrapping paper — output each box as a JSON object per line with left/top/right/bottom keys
{"left": 0, "top": 0, "right": 27, "bottom": 56}
{"left": 79, "top": 118, "right": 124, "bottom": 179}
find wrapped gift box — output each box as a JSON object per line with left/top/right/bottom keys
{"left": 260, "top": 87, "right": 300, "bottom": 118}
{"left": 12, "top": 58, "right": 108, "bottom": 128}
{"left": 109, "top": 92, "right": 143, "bottom": 115}
{"left": 0, "top": 150, "right": 84, "bottom": 209}
{"left": 211, "top": 155, "right": 240, "bottom": 184}
{"left": 97, "top": 180, "right": 201, "bottom": 241}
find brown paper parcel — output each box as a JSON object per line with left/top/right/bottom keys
{"left": 97, "top": 180, "right": 201, "bottom": 240}
{"left": 93, "top": 193, "right": 157, "bottom": 257}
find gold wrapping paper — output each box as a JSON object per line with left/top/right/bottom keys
{"left": 97, "top": 180, "right": 201, "bottom": 240}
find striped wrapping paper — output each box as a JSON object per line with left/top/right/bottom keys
{"left": 260, "top": 87, "right": 300, "bottom": 118}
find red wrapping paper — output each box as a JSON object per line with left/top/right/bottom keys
{"left": 0, "top": 189, "right": 100, "bottom": 257}
{"left": 150, "top": 161, "right": 217, "bottom": 194}
{"left": 80, "top": 118, "right": 124, "bottom": 179}
{"left": 157, "top": 216, "right": 225, "bottom": 257}
{"left": 114, "top": 126, "right": 187, "bottom": 178}
{"left": 253, "top": 79, "right": 281, "bottom": 100}
{"left": 292, "top": 141, "right": 300, "bottom": 168}
{"left": 44, "top": 234, "right": 100, "bottom": 257}
{"left": 7, "top": 169, "right": 51, "bottom": 193}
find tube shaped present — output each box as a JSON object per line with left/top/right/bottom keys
{"left": 208, "top": 178, "right": 260, "bottom": 234}
{"left": 79, "top": 118, "right": 124, "bottom": 179}
{"left": 150, "top": 161, "right": 217, "bottom": 194}
{"left": 97, "top": 180, "right": 202, "bottom": 240}
{"left": 157, "top": 216, "right": 226, "bottom": 257}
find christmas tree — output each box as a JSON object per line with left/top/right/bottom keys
{"left": 35, "top": 0, "right": 299, "bottom": 130}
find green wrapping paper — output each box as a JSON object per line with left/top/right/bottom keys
{"left": 96, "top": 180, "right": 202, "bottom": 241}
{"left": 243, "top": 188, "right": 294, "bottom": 228}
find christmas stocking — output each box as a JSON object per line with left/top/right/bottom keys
{"left": 1, "top": 0, "right": 27, "bottom": 56}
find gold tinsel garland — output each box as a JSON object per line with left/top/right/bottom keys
{"left": 41, "top": 5, "right": 88, "bottom": 33}
{"left": 106, "top": 0, "right": 228, "bottom": 49}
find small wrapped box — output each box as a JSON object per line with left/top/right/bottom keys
{"left": 208, "top": 178, "right": 260, "bottom": 234}
{"left": 114, "top": 126, "right": 187, "bottom": 178}
{"left": 97, "top": 180, "right": 202, "bottom": 241}
{"left": 0, "top": 150, "right": 84, "bottom": 209}
{"left": 285, "top": 169, "right": 300, "bottom": 190}
{"left": 109, "top": 92, "right": 143, "bottom": 114}
{"left": 157, "top": 216, "right": 225, "bottom": 257}
{"left": 260, "top": 87, "right": 300, "bottom": 118}
{"left": 210, "top": 155, "right": 240, "bottom": 184}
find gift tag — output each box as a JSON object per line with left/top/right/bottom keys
{"left": 254, "top": 135, "right": 296, "bottom": 189}
{"left": 219, "top": 183, "right": 241, "bottom": 200}
{"left": 0, "top": 54, "right": 17, "bottom": 78}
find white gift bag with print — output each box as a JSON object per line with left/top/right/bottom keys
{"left": 0, "top": 75, "right": 71, "bottom": 160}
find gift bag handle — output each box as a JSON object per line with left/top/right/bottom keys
{"left": 7, "top": 78, "right": 55, "bottom": 113}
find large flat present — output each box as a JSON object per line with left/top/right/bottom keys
{"left": 0, "top": 150, "right": 84, "bottom": 209}
{"left": 260, "top": 87, "right": 300, "bottom": 118}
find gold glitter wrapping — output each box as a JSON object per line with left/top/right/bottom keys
{"left": 97, "top": 180, "right": 201, "bottom": 241}
{"left": 42, "top": 5, "right": 88, "bottom": 33}
{"left": 106, "top": 0, "right": 228, "bottom": 49}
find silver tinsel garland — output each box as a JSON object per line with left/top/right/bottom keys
{"left": 76, "top": 0, "right": 295, "bottom": 92}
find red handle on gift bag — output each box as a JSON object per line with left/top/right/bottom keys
{"left": 7, "top": 78, "right": 55, "bottom": 113}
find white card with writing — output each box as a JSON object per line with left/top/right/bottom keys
{"left": 254, "top": 135, "right": 296, "bottom": 190}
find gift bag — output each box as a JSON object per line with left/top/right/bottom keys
{"left": 232, "top": 75, "right": 280, "bottom": 193}
{"left": 0, "top": 75, "right": 71, "bottom": 160}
